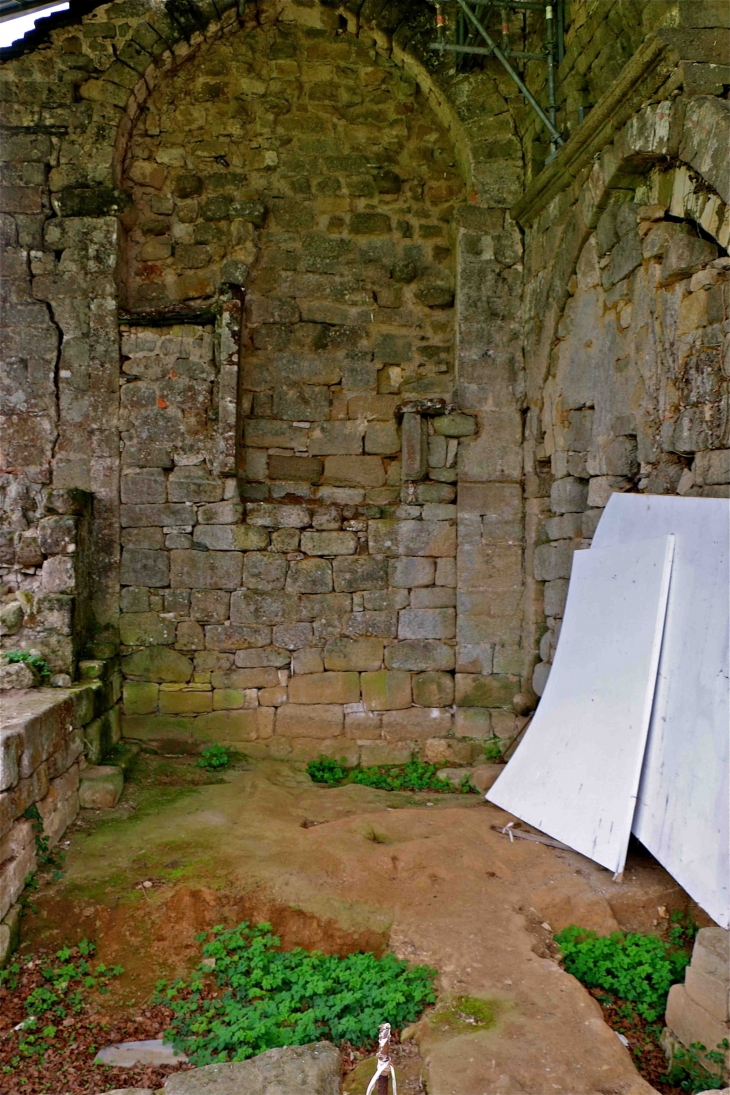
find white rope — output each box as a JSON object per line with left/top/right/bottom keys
{"left": 365, "top": 1022, "right": 397, "bottom": 1095}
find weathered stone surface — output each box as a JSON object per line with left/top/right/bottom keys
{"left": 120, "top": 549, "right": 170, "bottom": 588}
{"left": 332, "top": 555, "right": 387, "bottom": 591}
{"left": 170, "top": 551, "right": 243, "bottom": 590}
{"left": 361, "top": 670, "right": 411, "bottom": 711}
{"left": 300, "top": 531, "right": 357, "bottom": 556}
{"left": 322, "top": 456, "right": 385, "bottom": 488}
{"left": 230, "top": 592, "right": 300, "bottom": 625}
{"left": 288, "top": 672, "right": 360, "bottom": 705}
{"left": 275, "top": 705, "right": 344, "bottom": 738}
{"left": 385, "top": 640, "right": 455, "bottom": 671}
{"left": 123, "top": 681, "right": 159, "bottom": 715}
{"left": 398, "top": 608, "right": 455, "bottom": 640}
{"left": 412, "top": 671, "right": 454, "bottom": 707}
{"left": 164, "top": 1042, "right": 340, "bottom": 1095}
{"left": 324, "top": 638, "right": 383, "bottom": 672}
{"left": 78, "top": 765, "right": 124, "bottom": 809}
{"left": 286, "top": 558, "right": 333, "bottom": 593}
{"left": 193, "top": 525, "right": 269, "bottom": 551}
{"left": 243, "top": 552, "right": 287, "bottom": 591}
{"left": 382, "top": 707, "right": 452, "bottom": 740}
{"left": 95, "top": 1039, "right": 187, "bottom": 1067}
{"left": 369, "top": 521, "right": 456, "bottom": 557}
{"left": 454, "top": 707, "right": 492, "bottom": 738}
{"left": 388, "top": 557, "right": 435, "bottom": 588}
{"left": 455, "top": 674, "right": 516, "bottom": 708}
{"left": 433, "top": 414, "right": 475, "bottom": 437}
{"left": 122, "top": 647, "right": 193, "bottom": 683}
{"left": 470, "top": 763, "right": 504, "bottom": 793}
{"left": 550, "top": 477, "right": 588, "bottom": 515}
{"left": 247, "top": 504, "right": 311, "bottom": 528}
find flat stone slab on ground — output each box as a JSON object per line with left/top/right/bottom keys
{"left": 97, "top": 1089, "right": 155, "bottom": 1094}
{"left": 94, "top": 1039, "right": 188, "bottom": 1067}
{"left": 164, "top": 1042, "right": 340, "bottom": 1094}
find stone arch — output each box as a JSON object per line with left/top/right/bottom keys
{"left": 521, "top": 95, "right": 730, "bottom": 696}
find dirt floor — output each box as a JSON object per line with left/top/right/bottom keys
{"left": 7, "top": 753, "right": 711, "bottom": 1095}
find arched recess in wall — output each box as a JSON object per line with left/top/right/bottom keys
{"left": 115, "top": 2, "right": 468, "bottom": 505}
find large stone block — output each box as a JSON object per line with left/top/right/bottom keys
{"left": 299, "top": 593, "right": 352, "bottom": 620}
{"left": 401, "top": 412, "right": 427, "bottom": 480}
{"left": 37, "top": 516, "right": 77, "bottom": 556}
{"left": 211, "top": 668, "right": 279, "bottom": 688}
{"left": 308, "top": 421, "right": 364, "bottom": 455}
{"left": 412, "top": 672, "right": 454, "bottom": 707}
{"left": 361, "top": 670, "right": 411, "bottom": 711}
{"left": 458, "top": 483, "right": 523, "bottom": 541}
{"left": 324, "top": 638, "right": 383, "bottom": 671}
{"left": 167, "top": 467, "right": 224, "bottom": 503}
{"left": 121, "top": 503, "right": 195, "bottom": 527}
{"left": 205, "top": 624, "right": 273, "bottom": 650}
{"left": 194, "top": 525, "right": 269, "bottom": 550}
{"left": 342, "top": 610, "right": 397, "bottom": 638}
{"left": 120, "top": 468, "right": 167, "bottom": 504}
{"left": 455, "top": 673, "right": 516, "bottom": 708}
{"left": 268, "top": 455, "right": 324, "bottom": 481}
{"left": 398, "top": 608, "right": 455, "bottom": 640}
{"left": 122, "top": 646, "right": 193, "bottom": 682}
{"left": 666, "top": 983, "right": 729, "bottom": 1065}
{"left": 41, "top": 556, "right": 76, "bottom": 594}
{"left": 247, "top": 504, "right": 311, "bottom": 528}
{"left": 694, "top": 450, "right": 730, "bottom": 486}
{"left": 388, "top": 557, "right": 435, "bottom": 588}
{"left": 190, "top": 590, "right": 230, "bottom": 621}
{"left": 123, "top": 681, "right": 158, "bottom": 714}
{"left": 230, "top": 591, "right": 300, "bottom": 625}
{"left": 78, "top": 765, "right": 123, "bottom": 809}
{"left": 661, "top": 234, "right": 719, "bottom": 286}
{"left": 382, "top": 708, "right": 452, "bottom": 740}
{"left": 275, "top": 704, "right": 344, "bottom": 738}
{"left": 550, "top": 477, "right": 588, "bottom": 515}
{"left": 323, "top": 456, "right": 385, "bottom": 488}
{"left": 244, "top": 419, "right": 306, "bottom": 449}
{"left": 170, "top": 551, "right": 243, "bottom": 590}
{"left": 692, "top": 928, "right": 730, "bottom": 982}
{"left": 288, "top": 672, "right": 360, "bottom": 704}
{"left": 385, "top": 640, "right": 455, "bottom": 671}
{"left": 120, "top": 548, "right": 170, "bottom": 588}
{"left": 685, "top": 964, "right": 730, "bottom": 1023}
{"left": 159, "top": 688, "right": 213, "bottom": 714}
{"left": 243, "top": 552, "right": 287, "bottom": 591}
{"left": 358, "top": 743, "right": 411, "bottom": 767}
{"left": 454, "top": 707, "right": 492, "bottom": 738}
{"left": 274, "top": 386, "right": 330, "bottom": 421}
{"left": 411, "top": 587, "right": 455, "bottom": 608}
{"left": 119, "top": 612, "right": 176, "bottom": 647}
{"left": 533, "top": 540, "right": 575, "bottom": 582}
{"left": 286, "top": 558, "right": 333, "bottom": 593}
{"left": 300, "top": 531, "right": 357, "bottom": 556}
{"left": 368, "top": 520, "right": 456, "bottom": 557}
{"left": 197, "top": 502, "right": 244, "bottom": 525}
{"left": 332, "top": 555, "right": 387, "bottom": 591}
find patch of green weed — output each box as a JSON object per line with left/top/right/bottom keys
{"left": 307, "top": 756, "right": 475, "bottom": 794}
{"left": 664, "top": 1039, "right": 730, "bottom": 1093}
{"left": 157, "top": 921, "right": 437, "bottom": 1066}
{"left": 198, "top": 744, "right": 230, "bottom": 771}
{"left": 554, "top": 925, "right": 691, "bottom": 1021}
{"left": 2, "top": 649, "right": 51, "bottom": 682}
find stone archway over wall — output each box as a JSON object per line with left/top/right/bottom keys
{"left": 517, "top": 95, "right": 730, "bottom": 696}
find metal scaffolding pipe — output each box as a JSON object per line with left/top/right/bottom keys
{"left": 453, "top": 0, "right": 564, "bottom": 145}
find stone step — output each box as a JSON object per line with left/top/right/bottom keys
{"left": 78, "top": 765, "right": 124, "bottom": 809}
{"left": 665, "top": 983, "right": 730, "bottom": 1063}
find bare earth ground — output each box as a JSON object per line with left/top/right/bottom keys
{"left": 14, "top": 755, "right": 704, "bottom": 1095}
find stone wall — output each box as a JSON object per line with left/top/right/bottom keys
{"left": 0, "top": 488, "right": 93, "bottom": 676}
{"left": 0, "top": 673, "right": 121, "bottom": 963}
{"left": 518, "top": 80, "right": 730, "bottom": 695}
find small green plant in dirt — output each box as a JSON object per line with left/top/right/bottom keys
{"left": 664, "top": 1039, "right": 730, "bottom": 1093}
{"left": 0, "top": 940, "right": 123, "bottom": 1067}
{"left": 156, "top": 921, "right": 437, "bottom": 1067}
{"left": 307, "top": 756, "right": 347, "bottom": 785}
{"left": 554, "top": 925, "right": 691, "bottom": 1021}
{"left": 482, "top": 739, "right": 503, "bottom": 762}
{"left": 307, "top": 756, "right": 475, "bottom": 794}
{"left": 18, "top": 805, "right": 66, "bottom": 911}
{"left": 3, "top": 649, "right": 52, "bottom": 683}
{"left": 667, "top": 909, "right": 698, "bottom": 951}
{"left": 198, "top": 744, "right": 230, "bottom": 771}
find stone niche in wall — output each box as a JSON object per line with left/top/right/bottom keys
{"left": 116, "top": 15, "right": 503, "bottom": 764}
